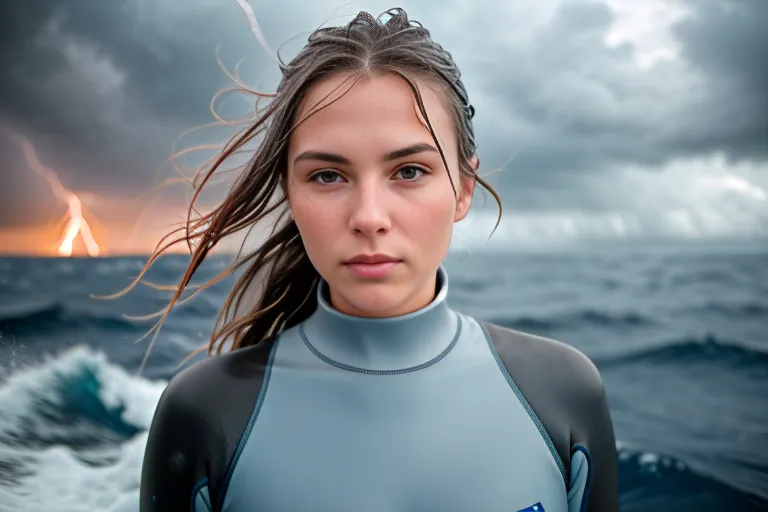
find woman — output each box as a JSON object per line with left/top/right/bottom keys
{"left": 138, "top": 8, "right": 618, "bottom": 512}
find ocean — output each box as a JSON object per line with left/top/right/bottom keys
{"left": 0, "top": 242, "right": 766, "bottom": 511}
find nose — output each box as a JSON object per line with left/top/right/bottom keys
{"left": 347, "top": 181, "right": 391, "bottom": 236}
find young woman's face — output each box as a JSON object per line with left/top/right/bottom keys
{"left": 286, "top": 72, "right": 475, "bottom": 317}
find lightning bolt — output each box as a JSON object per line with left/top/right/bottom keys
{"left": 2, "top": 127, "right": 101, "bottom": 256}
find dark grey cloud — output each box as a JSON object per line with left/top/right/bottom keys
{"left": 670, "top": 0, "right": 768, "bottom": 160}
{"left": 0, "top": 1, "right": 255, "bottom": 189}
{"left": 0, "top": 0, "right": 305, "bottom": 227}
{"left": 0, "top": 0, "right": 765, "bottom": 237}
{"left": 460, "top": 0, "right": 767, "bottom": 211}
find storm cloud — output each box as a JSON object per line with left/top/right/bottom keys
{"left": 0, "top": 0, "right": 765, "bottom": 243}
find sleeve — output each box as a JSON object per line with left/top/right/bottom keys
{"left": 567, "top": 371, "right": 619, "bottom": 512}
{"left": 480, "top": 321, "right": 620, "bottom": 511}
{"left": 140, "top": 382, "right": 213, "bottom": 512}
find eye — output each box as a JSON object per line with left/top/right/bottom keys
{"left": 310, "top": 170, "right": 344, "bottom": 185}
{"left": 394, "top": 165, "right": 427, "bottom": 181}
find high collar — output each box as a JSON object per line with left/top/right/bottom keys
{"left": 299, "top": 265, "right": 460, "bottom": 374}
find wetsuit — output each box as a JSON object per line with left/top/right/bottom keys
{"left": 140, "top": 265, "right": 618, "bottom": 511}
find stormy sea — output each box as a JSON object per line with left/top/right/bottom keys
{"left": 0, "top": 242, "right": 766, "bottom": 511}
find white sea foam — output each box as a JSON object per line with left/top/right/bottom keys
{"left": 0, "top": 347, "right": 166, "bottom": 512}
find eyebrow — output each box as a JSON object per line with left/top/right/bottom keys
{"left": 293, "top": 142, "right": 438, "bottom": 166}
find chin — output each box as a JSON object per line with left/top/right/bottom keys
{"left": 332, "top": 279, "right": 411, "bottom": 317}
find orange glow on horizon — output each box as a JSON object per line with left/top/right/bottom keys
{"left": 2, "top": 127, "right": 101, "bottom": 257}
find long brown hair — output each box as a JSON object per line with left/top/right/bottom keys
{"left": 111, "top": 8, "right": 502, "bottom": 373}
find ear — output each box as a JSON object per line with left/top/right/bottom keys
{"left": 454, "top": 155, "right": 478, "bottom": 222}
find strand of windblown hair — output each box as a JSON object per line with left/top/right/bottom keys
{"left": 234, "top": 0, "right": 279, "bottom": 63}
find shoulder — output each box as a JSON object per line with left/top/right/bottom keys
{"left": 481, "top": 321, "right": 605, "bottom": 408}
{"left": 479, "top": 321, "right": 612, "bottom": 476}
{"left": 481, "top": 322, "right": 619, "bottom": 509}
{"left": 159, "top": 338, "right": 276, "bottom": 408}
{"left": 152, "top": 337, "right": 277, "bottom": 456}
{"left": 141, "top": 339, "right": 276, "bottom": 511}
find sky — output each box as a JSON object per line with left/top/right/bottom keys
{"left": 0, "top": 0, "right": 765, "bottom": 255}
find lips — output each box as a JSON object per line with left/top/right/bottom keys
{"left": 342, "top": 255, "right": 402, "bottom": 279}
{"left": 343, "top": 253, "right": 401, "bottom": 265}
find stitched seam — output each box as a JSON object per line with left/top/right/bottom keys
{"left": 478, "top": 320, "right": 568, "bottom": 484}
{"left": 215, "top": 340, "right": 280, "bottom": 511}
{"left": 300, "top": 313, "right": 462, "bottom": 375}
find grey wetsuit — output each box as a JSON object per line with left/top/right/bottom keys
{"left": 140, "top": 265, "right": 618, "bottom": 511}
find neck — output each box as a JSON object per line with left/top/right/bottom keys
{"left": 299, "top": 265, "right": 460, "bottom": 373}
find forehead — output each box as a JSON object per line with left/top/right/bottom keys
{"left": 288, "top": 72, "right": 455, "bottom": 157}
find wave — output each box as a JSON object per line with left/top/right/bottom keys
{"left": 0, "top": 302, "right": 136, "bottom": 334}
{"left": 701, "top": 300, "right": 768, "bottom": 317}
{"left": 0, "top": 347, "right": 764, "bottom": 510}
{"left": 0, "top": 346, "right": 165, "bottom": 510}
{"left": 0, "top": 346, "right": 165, "bottom": 448}
{"left": 0, "top": 294, "right": 225, "bottom": 339}
{"left": 596, "top": 335, "right": 768, "bottom": 369}
{"left": 0, "top": 347, "right": 165, "bottom": 447}
{"left": 489, "top": 308, "right": 655, "bottom": 332}
{"left": 0, "top": 431, "right": 148, "bottom": 512}
{"left": 667, "top": 268, "right": 745, "bottom": 287}
{"left": 617, "top": 446, "right": 768, "bottom": 511}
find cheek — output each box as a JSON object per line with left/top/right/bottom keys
{"left": 290, "top": 195, "right": 340, "bottom": 260}
{"left": 399, "top": 186, "right": 457, "bottom": 238}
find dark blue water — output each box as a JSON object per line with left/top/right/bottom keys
{"left": 0, "top": 243, "right": 766, "bottom": 511}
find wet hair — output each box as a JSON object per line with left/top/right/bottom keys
{"left": 116, "top": 7, "right": 502, "bottom": 371}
